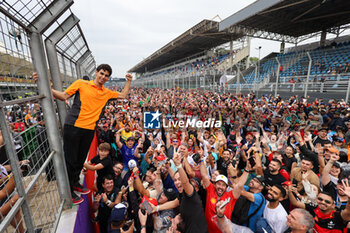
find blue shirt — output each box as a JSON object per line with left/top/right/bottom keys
{"left": 244, "top": 185, "right": 265, "bottom": 232}
{"left": 121, "top": 144, "right": 138, "bottom": 170}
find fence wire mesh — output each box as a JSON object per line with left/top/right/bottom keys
{"left": 0, "top": 1, "right": 96, "bottom": 232}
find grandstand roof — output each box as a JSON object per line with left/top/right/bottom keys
{"left": 220, "top": 0, "right": 350, "bottom": 38}
{"left": 128, "top": 20, "right": 243, "bottom": 73}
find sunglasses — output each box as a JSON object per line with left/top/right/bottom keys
{"left": 317, "top": 197, "right": 332, "bottom": 205}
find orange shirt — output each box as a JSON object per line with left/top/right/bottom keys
{"left": 205, "top": 182, "right": 237, "bottom": 233}
{"left": 65, "top": 80, "right": 119, "bottom": 130}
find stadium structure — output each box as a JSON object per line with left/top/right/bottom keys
{"left": 129, "top": 0, "right": 350, "bottom": 101}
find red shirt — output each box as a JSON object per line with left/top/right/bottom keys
{"left": 305, "top": 203, "right": 347, "bottom": 233}
{"left": 205, "top": 183, "right": 237, "bottom": 233}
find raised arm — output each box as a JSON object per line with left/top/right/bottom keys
{"left": 173, "top": 148, "right": 194, "bottom": 196}
{"left": 133, "top": 167, "right": 150, "bottom": 197}
{"left": 288, "top": 185, "right": 305, "bottom": 209}
{"left": 117, "top": 74, "right": 132, "bottom": 99}
{"left": 321, "top": 153, "right": 339, "bottom": 186}
{"left": 115, "top": 128, "right": 124, "bottom": 149}
{"left": 199, "top": 148, "right": 211, "bottom": 189}
{"left": 340, "top": 179, "right": 350, "bottom": 222}
{"left": 216, "top": 200, "right": 233, "bottom": 233}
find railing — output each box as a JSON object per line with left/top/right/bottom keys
{"left": 0, "top": 1, "right": 96, "bottom": 232}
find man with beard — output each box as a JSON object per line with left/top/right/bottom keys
{"left": 262, "top": 185, "right": 288, "bottom": 233}
{"left": 231, "top": 163, "right": 265, "bottom": 232}
{"left": 288, "top": 183, "right": 350, "bottom": 232}
{"left": 264, "top": 159, "right": 287, "bottom": 187}
{"left": 216, "top": 150, "right": 232, "bottom": 177}
{"left": 199, "top": 148, "right": 242, "bottom": 233}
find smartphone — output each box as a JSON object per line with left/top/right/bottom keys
{"left": 248, "top": 157, "right": 256, "bottom": 168}
{"left": 142, "top": 199, "right": 153, "bottom": 214}
{"left": 219, "top": 197, "right": 231, "bottom": 209}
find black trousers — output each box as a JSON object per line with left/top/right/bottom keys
{"left": 63, "top": 124, "right": 95, "bottom": 192}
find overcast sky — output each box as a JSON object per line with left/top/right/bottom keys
{"left": 70, "top": 0, "right": 309, "bottom": 78}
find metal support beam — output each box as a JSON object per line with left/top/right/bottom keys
{"left": 45, "top": 42, "right": 67, "bottom": 129}
{"left": 29, "top": 0, "right": 74, "bottom": 33}
{"left": 275, "top": 57, "right": 280, "bottom": 96}
{"left": 28, "top": 31, "right": 72, "bottom": 208}
{"left": 45, "top": 14, "right": 80, "bottom": 129}
{"left": 235, "top": 64, "right": 240, "bottom": 94}
{"left": 47, "top": 14, "right": 80, "bottom": 44}
{"left": 0, "top": 6, "right": 29, "bottom": 31}
{"left": 304, "top": 52, "right": 312, "bottom": 97}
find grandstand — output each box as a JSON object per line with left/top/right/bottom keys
{"left": 131, "top": 0, "right": 350, "bottom": 101}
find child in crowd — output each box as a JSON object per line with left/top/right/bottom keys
{"left": 84, "top": 142, "right": 114, "bottom": 191}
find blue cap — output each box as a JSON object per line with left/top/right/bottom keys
{"left": 110, "top": 203, "right": 127, "bottom": 222}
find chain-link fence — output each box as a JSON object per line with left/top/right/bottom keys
{"left": 0, "top": 1, "right": 96, "bottom": 232}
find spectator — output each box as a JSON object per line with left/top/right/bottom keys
{"left": 172, "top": 148, "right": 208, "bottom": 232}
{"left": 285, "top": 208, "right": 314, "bottom": 233}
{"left": 231, "top": 162, "right": 266, "bottom": 232}
{"left": 84, "top": 142, "right": 114, "bottom": 191}
{"left": 263, "top": 159, "right": 287, "bottom": 187}
{"left": 261, "top": 185, "right": 288, "bottom": 233}
{"left": 92, "top": 175, "right": 127, "bottom": 233}
{"left": 290, "top": 157, "right": 320, "bottom": 193}
{"left": 199, "top": 147, "right": 242, "bottom": 233}
{"left": 289, "top": 185, "right": 350, "bottom": 232}
{"left": 116, "top": 134, "right": 140, "bottom": 172}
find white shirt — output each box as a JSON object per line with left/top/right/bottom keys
{"left": 263, "top": 201, "right": 288, "bottom": 233}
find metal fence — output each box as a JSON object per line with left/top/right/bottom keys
{"left": 0, "top": 1, "right": 96, "bottom": 232}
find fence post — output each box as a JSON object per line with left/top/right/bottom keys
{"left": 28, "top": 31, "right": 72, "bottom": 208}
{"left": 346, "top": 78, "right": 350, "bottom": 102}
{"left": 304, "top": 52, "right": 312, "bottom": 97}
{"left": 0, "top": 110, "right": 35, "bottom": 232}
{"left": 275, "top": 57, "right": 280, "bottom": 96}
{"left": 235, "top": 64, "right": 241, "bottom": 94}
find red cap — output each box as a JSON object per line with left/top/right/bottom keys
{"left": 103, "top": 123, "right": 108, "bottom": 127}
{"left": 155, "top": 155, "right": 166, "bottom": 161}
{"left": 282, "top": 181, "right": 293, "bottom": 186}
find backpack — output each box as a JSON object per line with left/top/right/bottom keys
{"left": 231, "top": 193, "right": 264, "bottom": 226}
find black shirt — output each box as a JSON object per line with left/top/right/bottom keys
{"left": 216, "top": 157, "right": 229, "bottom": 177}
{"left": 313, "top": 136, "right": 331, "bottom": 146}
{"left": 91, "top": 155, "right": 114, "bottom": 189}
{"left": 113, "top": 174, "right": 123, "bottom": 192}
{"left": 263, "top": 170, "right": 287, "bottom": 186}
{"left": 179, "top": 187, "right": 208, "bottom": 233}
{"left": 97, "top": 188, "right": 118, "bottom": 233}
{"left": 284, "top": 156, "right": 297, "bottom": 173}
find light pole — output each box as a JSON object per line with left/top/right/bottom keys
{"left": 254, "top": 46, "right": 262, "bottom": 93}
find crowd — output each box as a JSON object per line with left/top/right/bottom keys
{"left": 75, "top": 79, "right": 350, "bottom": 233}
{"left": 7, "top": 65, "right": 349, "bottom": 233}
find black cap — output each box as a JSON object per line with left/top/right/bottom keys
{"left": 254, "top": 176, "right": 266, "bottom": 187}
{"left": 164, "top": 188, "right": 178, "bottom": 201}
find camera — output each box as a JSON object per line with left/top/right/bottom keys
{"left": 192, "top": 153, "right": 201, "bottom": 164}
